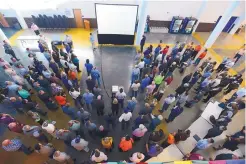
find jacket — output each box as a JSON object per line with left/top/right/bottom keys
{"left": 119, "top": 137, "right": 134, "bottom": 151}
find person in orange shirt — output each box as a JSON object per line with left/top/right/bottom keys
{"left": 55, "top": 92, "right": 67, "bottom": 106}
{"left": 194, "top": 49, "right": 208, "bottom": 66}
{"left": 191, "top": 45, "right": 202, "bottom": 60}
{"left": 118, "top": 135, "right": 134, "bottom": 152}
{"left": 68, "top": 70, "right": 78, "bottom": 88}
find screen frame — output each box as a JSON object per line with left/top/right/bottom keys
{"left": 95, "top": 3, "right": 139, "bottom": 45}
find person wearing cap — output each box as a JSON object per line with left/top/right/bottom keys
{"left": 71, "top": 135, "right": 89, "bottom": 152}
{"left": 126, "top": 97, "right": 137, "bottom": 112}
{"left": 141, "top": 74, "right": 151, "bottom": 92}
{"left": 91, "top": 149, "right": 108, "bottom": 162}
{"left": 148, "top": 114, "right": 163, "bottom": 131}
{"left": 119, "top": 109, "right": 132, "bottom": 130}
{"left": 131, "top": 65, "right": 140, "bottom": 84}
{"left": 91, "top": 67, "right": 101, "bottom": 87}
{"left": 159, "top": 94, "right": 176, "bottom": 113}
{"left": 101, "top": 137, "right": 114, "bottom": 152}
{"left": 130, "top": 152, "right": 145, "bottom": 163}
{"left": 165, "top": 104, "right": 184, "bottom": 123}
{"left": 132, "top": 124, "right": 147, "bottom": 140}
{"left": 2, "top": 138, "right": 33, "bottom": 155}
{"left": 53, "top": 150, "right": 71, "bottom": 163}
{"left": 94, "top": 95, "right": 105, "bottom": 116}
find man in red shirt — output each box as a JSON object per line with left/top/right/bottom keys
{"left": 194, "top": 49, "right": 208, "bottom": 66}
{"left": 161, "top": 46, "right": 169, "bottom": 63}
{"left": 191, "top": 45, "right": 202, "bottom": 60}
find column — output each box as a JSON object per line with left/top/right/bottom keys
{"left": 192, "top": 0, "right": 207, "bottom": 33}
{"left": 204, "top": 1, "right": 240, "bottom": 48}
{"left": 229, "top": 12, "right": 245, "bottom": 35}
{"left": 15, "top": 9, "right": 28, "bottom": 29}
{"left": 135, "top": 0, "right": 148, "bottom": 45}
{"left": 0, "top": 29, "right": 9, "bottom": 42}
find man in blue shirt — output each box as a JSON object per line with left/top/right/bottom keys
{"left": 6, "top": 81, "right": 20, "bottom": 93}
{"left": 61, "top": 103, "right": 78, "bottom": 120}
{"left": 154, "top": 45, "right": 161, "bottom": 61}
{"left": 192, "top": 138, "right": 214, "bottom": 152}
{"left": 91, "top": 67, "right": 101, "bottom": 87}
{"left": 131, "top": 65, "right": 140, "bottom": 84}
{"left": 85, "top": 120, "right": 97, "bottom": 139}
{"left": 141, "top": 74, "right": 150, "bottom": 92}
{"left": 2, "top": 138, "right": 33, "bottom": 155}
{"left": 83, "top": 89, "right": 94, "bottom": 111}
{"left": 84, "top": 59, "right": 93, "bottom": 76}
{"left": 195, "top": 77, "right": 211, "bottom": 93}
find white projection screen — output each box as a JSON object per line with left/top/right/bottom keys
{"left": 95, "top": 4, "right": 138, "bottom": 45}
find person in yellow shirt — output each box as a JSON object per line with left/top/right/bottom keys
{"left": 101, "top": 137, "right": 114, "bottom": 152}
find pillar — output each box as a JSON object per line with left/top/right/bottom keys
{"left": 204, "top": 1, "right": 240, "bottom": 48}
{"left": 0, "top": 29, "right": 9, "bottom": 42}
{"left": 192, "top": 0, "right": 207, "bottom": 33}
{"left": 15, "top": 9, "right": 28, "bottom": 29}
{"left": 135, "top": 0, "right": 148, "bottom": 45}
{"left": 229, "top": 12, "right": 245, "bottom": 35}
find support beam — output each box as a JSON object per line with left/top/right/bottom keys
{"left": 15, "top": 9, "right": 28, "bottom": 29}
{"left": 135, "top": 0, "right": 148, "bottom": 45}
{"left": 192, "top": 0, "right": 207, "bottom": 33}
{"left": 229, "top": 12, "right": 245, "bottom": 35}
{"left": 204, "top": 1, "right": 240, "bottom": 48}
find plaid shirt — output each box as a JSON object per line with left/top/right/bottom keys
{"left": 2, "top": 139, "right": 22, "bottom": 152}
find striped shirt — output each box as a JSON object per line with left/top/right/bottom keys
{"left": 2, "top": 139, "right": 22, "bottom": 152}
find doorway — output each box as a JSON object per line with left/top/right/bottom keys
{"left": 73, "top": 9, "right": 84, "bottom": 28}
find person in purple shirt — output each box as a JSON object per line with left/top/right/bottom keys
{"left": 85, "top": 59, "right": 93, "bottom": 76}
{"left": 0, "top": 113, "right": 16, "bottom": 125}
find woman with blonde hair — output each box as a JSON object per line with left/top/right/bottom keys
{"left": 111, "top": 98, "right": 119, "bottom": 115}
{"left": 101, "top": 137, "right": 114, "bottom": 152}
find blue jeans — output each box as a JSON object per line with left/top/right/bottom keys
{"left": 131, "top": 74, "right": 139, "bottom": 84}
{"left": 132, "top": 90, "right": 138, "bottom": 98}
{"left": 194, "top": 58, "right": 201, "bottom": 65}
{"left": 160, "top": 102, "right": 170, "bottom": 113}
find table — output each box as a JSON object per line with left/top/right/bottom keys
{"left": 147, "top": 144, "right": 183, "bottom": 162}
{"left": 201, "top": 101, "right": 223, "bottom": 124}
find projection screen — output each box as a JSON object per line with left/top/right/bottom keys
{"left": 95, "top": 4, "right": 138, "bottom": 45}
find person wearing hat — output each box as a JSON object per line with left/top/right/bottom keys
{"left": 159, "top": 94, "right": 176, "bottom": 113}
{"left": 148, "top": 114, "right": 163, "bottom": 131}
{"left": 131, "top": 65, "right": 140, "bottom": 84}
{"left": 53, "top": 150, "right": 71, "bottom": 163}
{"left": 165, "top": 104, "right": 184, "bottom": 123}
{"left": 71, "top": 135, "right": 89, "bottom": 152}
{"left": 132, "top": 124, "right": 148, "bottom": 140}
{"left": 91, "top": 149, "right": 108, "bottom": 162}
{"left": 119, "top": 109, "right": 132, "bottom": 130}
{"left": 130, "top": 152, "right": 145, "bottom": 163}
{"left": 101, "top": 137, "right": 114, "bottom": 152}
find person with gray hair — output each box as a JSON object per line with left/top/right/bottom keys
{"left": 86, "top": 76, "right": 96, "bottom": 92}
{"left": 94, "top": 95, "right": 105, "bottom": 116}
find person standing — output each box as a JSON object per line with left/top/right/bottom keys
{"left": 129, "top": 152, "right": 145, "bottom": 163}
{"left": 83, "top": 89, "right": 94, "bottom": 110}
{"left": 71, "top": 135, "right": 89, "bottom": 152}
{"left": 191, "top": 44, "right": 202, "bottom": 60}
{"left": 85, "top": 59, "right": 93, "bottom": 76}
{"left": 132, "top": 124, "right": 147, "bottom": 140}
{"left": 154, "top": 73, "right": 164, "bottom": 91}
{"left": 181, "top": 73, "right": 192, "bottom": 85}
{"left": 148, "top": 114, "right": 163, "bottom": 131}
{"left": 145, "top": 81, "right": 156, "bottom": 100}
{"left": 69, "top": 88, "right": 84, "bottom": 108}
{"left": 131, "top": 65, "right": 140, "bottom": 84}
{"left": 204, "top": 126, "right": 227, "bottom": 139}
{"left": 91, "top": 67, "right": 101, "bottom": 87}
{"left": 94, "top": 95, "right": 105, "bottom": 116}
{"left": 203, "top": 87, "right": 223, "bottom": 103}
{"left": 53, "top": 150, "right": 71, "bottom": 163}
{"left": 34, "top": 143, "right": 55, "bottom": 157}
{"left": 233, "top": 48, "right": 245, "bottom": 63}
{"left": 31, "top": 23, "right": 40, "bottom": 35}
{"left": 165, "top": 105, "right": 184, "bottom": 123}
{"left": 85, "top": 120, "right": 97, "bottom": 139}
{"left": 61, "top": 103, "right": 78, "bottom": 120}
{"left": 104, "top": 113, "right": 116, "bottom": 129}
{"left": 192, "top": 138, "right": 214, "bottom": 152}
{"left": 111, "top": 98, "right": 119, "bottom": 116}
{"left": 71, "top": 53, "right": 81, "bottom": 72}
{"left": 131, "top": 80, "right": 140, "bottom": 97}
{"left": 91, "top": 149, "right": 108, "bottom": 162}
{"left": 90, "top": 33, "right": 96, "bottom": 51}
{"left": 194, "top": 49, "right": 208, "bottom": 66}
{"left": 159, "top": 94, "right": 176, "bottom": 113}
{"left": 176, "top": 91, "right": 189, "bottom": 106}
{"left": 137, "top": 59, "right": 145, "bottom": 78}
{"left": 141, "top": 74, "right": 150, "bottom": 92}
{"left": 2, "top": 138, "right": 33, "bottom": 155}
{"left": 3, "top": 40, "right": 20, "bottom": 60}
{"left": 154, "top": 45, "right": 162, "bottom": 61}
{"left": 119, "top": 135, "right": 134, "bottom": 152}
{"left": 116, "top": 88, "right": 126, "bottom": 109}
{"left": 119, "top": 109, "right": 132, "bottom": 130}
{"left": 140, "top": 35, "right": 146, "bottom": 53}
{"left": 101, "top": 137, "right": 114, "bottom": 152}
{"left": 127, "top": 97, "right": 137, "bottom": 112}
{"left": 86, "top": 76, "right": 96, "bottom": 92}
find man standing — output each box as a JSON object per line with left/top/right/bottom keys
{"left": 94, "top": 95, "right": 105, "bottom": 116}
{"left": 119, "top": 109, "right": 132, "bottom": 130}
{"left": 90, "top": 33, "right": 96, "bottom": 51}
{"left": 165, "top": 105, "right": 184, "bottom": 123}
{"left": 203, "top": 87, "right": 222, "bottom": 103}
{"left": 2, "top": 138, "right": 33, "bottom": 155}
{"left": 140, "top": 35, "right": 146, "bottom": 53}
{"left": 83, "top": 89, "right": 94, "bottom": 110}
{"left": 3, "top": 40, "right": 20, "bottom": 60}
{"left": 91, "top": 67, "right": 101, "bottom": 87}
{"left": 194, "top": 49, "right": 208, "bottom": 66}
{"left": 233, "top": 48, "right": 245, "bottom": 63}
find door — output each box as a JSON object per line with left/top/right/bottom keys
{"left": 223, "top": 16, "right": 238, "bottom": 32}
{"left": 73, "top": 9, "right": 83, "bottom": 28}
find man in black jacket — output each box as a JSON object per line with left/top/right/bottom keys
{"left": 204, "top": 126, "right": 227, "bottom": 139}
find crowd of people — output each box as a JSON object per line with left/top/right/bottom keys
{"left": 0, "top": 27, "right": 245, "bottom": 163}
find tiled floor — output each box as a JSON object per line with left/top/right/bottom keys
{"left": 0, "top": 29, "right": 245, "bottom": 163}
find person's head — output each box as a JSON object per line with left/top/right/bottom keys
{"left": 158, "top": 115, "right": 163, "bottom": 120}
{"left": 132, "top": 97, "right": 137, "bottom": 102}
{"left": 34, "top": 143, "right": 42, "bottom": 151}
{"left": 138, "top": 50, "right": 141, "bottom": 54}
{"left": 87, "top": 76, "right": 92, "bottom": 80}
{"left": 155, "top": 145, "right": 161, "bottom": 151}
{"left": 137, "top": 153, "right": 143, "bottom": 159}
{"left": 90, "top": 33, "right": 92, "bottom": 36}
{"left": 144, "top": 74, "right": 148, "bottom": 78}
{"left": 103, "top": 137, "right": 110, "bottom": 144}
{"left": 151, "top": 81, "right": 155, "bottom": 85}
{"left": 139, "top": 124, "right": 145, "bottom": 130}
{"left": 2, "top": 139, "right": 11, "bottom": 147}
{"left": 123, "top": 109, "right": 128, "bottom": 113}
{"left": 8, "top": 122, "right": 17, "bottom": 129}
{"left": 99, "top": 125, "right": 104, "bottom": 131}
{"left": 23, "top": 125, "right": 31, "bottom": 131}
{"left": 149, "top": 45, "right": 153, "bottom": 49}
{"left": 94, "top": 149, "right": 100, "bottom": 157}
{"left": 142, "top": 35, "right": 145, "bottom": 38}
{"left": 219, "top": 126, "right": 227, "bottom": 131}
{"left": 208, "top": 138, "right": 214, "bottom": 143}
{"left": 119, "top": 88, "right": 123, "bottom": 93}
{"left": 166, "top": 45, "right": 169, "bottom": 48}
{"left": 85, "top": 89, "right": 89, "bottom": 93}
{"left": 86, "top": 59, "right": 90, "bottom": 64}
{"left": 53, "top": 151, "right": 61, "bottom": 157}
{"left": 125, "top": 135, "right": 131, "bottom": 141}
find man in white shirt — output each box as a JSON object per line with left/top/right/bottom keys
{"left": 130, "top": 152, "right": 145, "bottom": 163}
{"left": 234, "top": 48, "right": 245, "bottom": 63}
{"left": 224, "top": 59, "right": 235, "bottom": 69}
{"left": 91, "top": 149, "right": 108, "bottom": 162}
{"left": 116, "top": 88, "right": 126, "bottom": 108}
{"left": 210, "top": 76, "right": 222, "bottom": 88}
{"left": 131, "top": 81, "right": 141, "bottom": 97}
{"left": 71, "top": 136, "right": 89, "bottom": 152}
{"left": 138, "top": 59, "right": 145, "bottom": 78}
{"left": 119, "top": 109, "right": 132, "bottom": 130}
{"left": 65, "top": 35, "right": 73, "bottom": 48}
